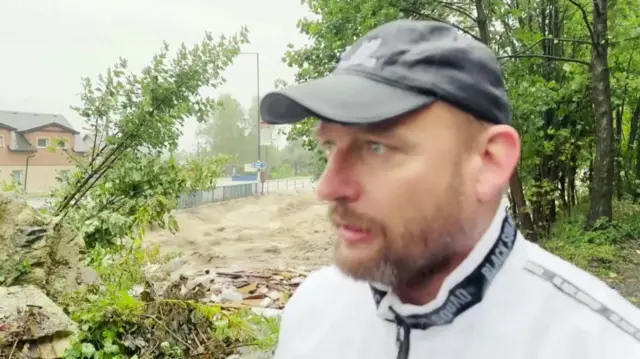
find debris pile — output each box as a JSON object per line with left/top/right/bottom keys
{"left": 0, "top": 191, "right": 318, "bottom": 359}
{"left": 55, "top": 266, "right": 302, "bottom": 359}
{"left": 140, "top": 266, "right": 309, "bottom": 317}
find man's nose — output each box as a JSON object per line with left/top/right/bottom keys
{"left": 316, "top": 153, "right": 360, "bottom": 202}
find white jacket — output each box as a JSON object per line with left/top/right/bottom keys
{"left": 274, "top": 202, "right": 640, "bottom": 358}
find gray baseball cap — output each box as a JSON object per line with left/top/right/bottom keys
{"left": 260, "top": 19, "right": 510, "bottom": 126}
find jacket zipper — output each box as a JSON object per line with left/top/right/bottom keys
{"left": 393, "top": 309, "right": 411, "bottom": 359}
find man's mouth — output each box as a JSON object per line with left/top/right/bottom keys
{"left": 338, "top": 223, "right": 373, "bottom": 244}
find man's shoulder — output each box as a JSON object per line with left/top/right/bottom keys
{"left": 519, "top": 240, "right": 640, "bottom": 348}
{"left": 521, "top": 240, "right": 638, "bottom": 314}
{"left": 276, "top": 266, "right": 373, "bottom": 342}
{"left": 287, "top": 265, "right": 371, "bottom": 306}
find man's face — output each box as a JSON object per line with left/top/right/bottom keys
{"left": 315, "top": 102, "right": 484, "bottom": 287}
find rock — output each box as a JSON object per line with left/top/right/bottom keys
{"left": 186, "top": 273, "right": 217, "bottom": 290}
{"left": 0, "top": 193, "right": 86, "bottom": 299}
{"left": 0, "top": 194, "right": 50, "bottom": 288}
{"left": 0, "top": 285, "right": 77, "bottom": 358}
{"left": 0, "top": 285, "right": 77, "bottom": 340}
{"left": 21, "top": 336, "right": 73, "bottom": 359}
{"left": 76, "top": 267, "right": 100, "bottom": 285}
{"left": 160, "top": 257, "right": 187, "bottom": 274}
{"left": 13, "top": 226, "right": 48, "bottom": 248}
{"left": 259, "top": 297, "right": 273, "bottom": 308}
{"left": 220, "top": 288, "right": 243, "bottom": 303}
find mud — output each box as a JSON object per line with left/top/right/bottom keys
{"left": 144, "top": 192, "right": 640, "bottom": 307}
{"left": 144, "top": 191, "right": 335, "bottom": 275}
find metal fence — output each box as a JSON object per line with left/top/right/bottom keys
{"left": 176, "top": 177, "right": 313, "bottom": 209}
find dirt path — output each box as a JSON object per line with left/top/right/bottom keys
{"left": 145, "top": 191, "right": 334, "bottom": 276}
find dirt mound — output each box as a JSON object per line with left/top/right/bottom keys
{"left": 144, "top": 192, "right": 335, "bottom": 275}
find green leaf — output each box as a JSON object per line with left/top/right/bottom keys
{"left": 81, "top": 343, "right": 96, "bottom": 358}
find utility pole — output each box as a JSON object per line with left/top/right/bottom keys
{"left": 240, "top": 52, "right": 261, "bottom": 162}
{"left": 256, "top": 52, "right": 261, "bottom": 163}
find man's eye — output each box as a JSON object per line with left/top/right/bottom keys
{"left": 368, "top": 142, "right": 387, "bottom": 154}
{"left": 320, "top": 140, "right": 335, "bottom": 154}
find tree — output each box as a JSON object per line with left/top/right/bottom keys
{"left": 274, "top": 138, "right": 313, "bottom": 176}
{"left": 198, "top": 94, "right": 256, "bottom": 164}
{"left": 281, "top": 0, "right": 640, "bottom": 238}
{"left": 51, "top": 28, "right": 249, "bottom": 247}
{"left": 566, "top": 0, "right": 615, "bottom": 228}
{"left": 32, "top": 26, "right": 284, "bottom": 359}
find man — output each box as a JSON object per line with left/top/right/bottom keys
{"left": 259, "top": 20, "right": 640, "bottom": 359}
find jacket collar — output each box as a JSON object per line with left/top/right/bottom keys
{"left": 370, "top": 198, "right": 518, "bottom": 329}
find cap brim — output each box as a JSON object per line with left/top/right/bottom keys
{"left": 260, "top": 73, "right": 435, "bottom": 125}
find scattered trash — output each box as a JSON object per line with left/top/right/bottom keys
{"left": 143, "top": 266, "right": 309, "bottom": 311}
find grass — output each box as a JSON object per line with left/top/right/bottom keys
{"left": 541, "top": 199, "right": 640, "bottom": 304}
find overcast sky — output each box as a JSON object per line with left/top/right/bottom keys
{"left": 0, "top": 0, "right": 311, "bottom": 152}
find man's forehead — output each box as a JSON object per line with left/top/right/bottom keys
{"left": 314, "top": 116, "right": 410, "bottom": 138}
{"left": 313, "top": 103, "right": 480, "bottom": 146}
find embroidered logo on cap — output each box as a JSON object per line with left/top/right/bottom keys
{"left": 337, "top": 38, "right": 381, "bottom": 69}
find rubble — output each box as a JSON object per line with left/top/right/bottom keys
{"left": 142, "top": 265, "right": 310, "bottom": 314}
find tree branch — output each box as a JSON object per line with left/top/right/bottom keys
{"left": 55, "top": 71, "right": 197, "bottom": 216}
{"left": 508, "top": 37, "right": 592, "bottom": 58}
{"left": 399, "top": 8, "right": 482, "bottom": 42}
{"left": 566, "top": 0, "right": 596, "bottom": 46}
{"left": 431, "top": 1, "right": 477, "bottom": 22}
{"left": 498, "top": 54, "right": 591, "bottom": 66}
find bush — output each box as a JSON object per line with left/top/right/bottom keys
{"left": 542, "top": 199, "right": 640, "bottom": 276}
{"left": 269, "top": 164, "right": 295, "bottom": 180}
{"left": 60, "top": 241, "right": 279, "bottom": 359}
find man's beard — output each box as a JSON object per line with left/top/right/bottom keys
{"left": 328, "top": 186, "right": 470, "bottom": 288}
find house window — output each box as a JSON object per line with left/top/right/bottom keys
{"left": 0, "top": 135, "right": 4, "bottom": 148}
{"left": 11, "top": 170, "right": 23, "bottom": 185}
{"left": 37, "top": 137, "right": 50, "bottom": 148}
{"left": 57, "top": 139, "right": 68, "bottom": 149}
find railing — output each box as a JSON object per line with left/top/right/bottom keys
{"left": 176, "top": 177, "right": 313, "bottom": 209}
{"left": 260, "top": 177, "right": 313, "bottom": 193}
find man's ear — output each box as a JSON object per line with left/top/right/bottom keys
{"left": 475, "top": 125, "right": 520, "bottom": 202}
